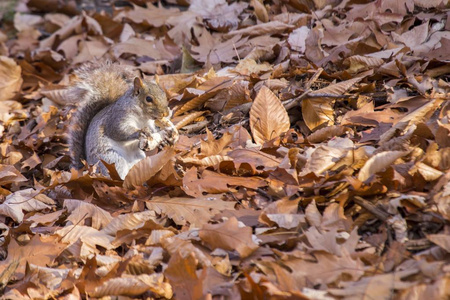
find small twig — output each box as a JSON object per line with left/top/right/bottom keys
{"left": 353, "top": 196, "right": 390, "bottom": 221}
{"left": 282, "top": 89, "right": 312, "bottom": 111}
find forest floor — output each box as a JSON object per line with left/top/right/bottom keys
{"left": 0, "top": 0, "right": 449, "bottom": 299}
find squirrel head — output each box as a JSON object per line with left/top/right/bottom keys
{"left": 133, "top": 77, "right": 170, "bottom": 119}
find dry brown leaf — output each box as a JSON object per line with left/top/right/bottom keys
{"left": 164, "top": 252, "right": 204, "bottom": 300}
{"left": 224, "top": 21, "right": 294, "bottom": 38}
{"left": 0, "top": 56, "right": 23, "bottom": 101}
{"left": 0, "top": 189, "right": 53, "bottom": 223}
{"left": 328, "top": 269, "right": 418, "bottom": 300}
{"left": 64, "top": 199, "right": 112, "bottom": 230}
{"left": 174, "top": 111, "right": 205, "bottom": 129}
{"left": 101, "top": 211, "right": 159, "bottom": 236}
{"left": 309, "top": 72, "right": 370, "bottom": 96}
{"left": 250, "top": 86, "right": 290, "bottom": 145}
{"left": 199, "top": 217, "right": 258, "bottom": 258}
{"left": 145, "top": 195, "right": 235, "bottom": 227}
{"left": 358, "top": 151, "right": 408, "bottom": 182}
{"left": 284, "top": 250, "right": 364, "bottom": 286}
{"left": 56, "top": 225, "right": 114, "bottom": 257}
{"left": 182, "top": 168, "right": 266, "bottom": 197}
{"left": 307, "top": 125, "right": 350, "bottom": 143}
{"left": 302, "top": 98, "right": 334, "bottom": 131}
{"left": 300, "top": 145, "right": 347, "bottom": 176}
{"left": 250, "top": 0, "right": 269, "bottom": 22}
{"left": 0, "top": 235, "right": 66, "bottom": 278}
{"left": 379, "top": 99, "right": 442, "bottom": 144}
{"left": 180, "top": 155, "right": 233, "bottom": 167}
{"left": 426, "top": 234, "right": 450, "bottom": 252}
{"left": 124, "top": 148, "right": 175, "bottom": 189}
{"left": 344, "top": 55, "right": 384, "bottom": 74}
{"left": 0, "top": 164, "right": 27, "bottom": 186}
{"left": 90, "top": 274, "right": 172, "bottom": 298}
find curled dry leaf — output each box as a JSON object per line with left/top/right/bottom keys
{"left": 199, "top": 217, "right": 258, "bottom": 258}
{"left": 358, "top": 151, "right": 408, "bottom": 182}
{"left": 250, "top": 86, "right": 290, "bottom": 145}
{"left": 123, "top": 148, "right": 175, "bottom": 189}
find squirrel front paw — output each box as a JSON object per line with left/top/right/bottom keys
{"left": 158, "top": 127, "right": 179, "bottom": 150}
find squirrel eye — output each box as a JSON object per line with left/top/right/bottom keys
{"left": 146, "top": 96, "right": 153, "bottom": 103}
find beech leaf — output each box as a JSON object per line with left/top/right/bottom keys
{"left": 250, "top": 86, "right": 290, "bottom": 145}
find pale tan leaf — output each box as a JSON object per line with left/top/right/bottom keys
{"left": 199, "top": 217, "right": 258, "bottom": 258}
{"left": 358, "top": 151, "right": 408, "bottom": 182}
{"left": 124, "top": 148, "right": 175, "bottom": 189}
{"left": 145, "top": 195, "right": 235, "bottom": 227}
{"left": 0, "top": 56, "right": 22, "bottom": 101}
{"left": 302, "top": 98, "right": 334, "bottom": 131}
{"left": 250, "top": 86, "right": 290, "bottom": 145}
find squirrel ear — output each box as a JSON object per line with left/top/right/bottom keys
{"left": 133, "top": 77, "right": 144, "bottom": 95}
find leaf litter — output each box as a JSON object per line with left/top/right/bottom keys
{"left": 0, "top": 0, "right": 449, "bottom": 299}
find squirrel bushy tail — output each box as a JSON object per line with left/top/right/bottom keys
{"left": 68, "top": 62, "right": 137, "bottom": 169}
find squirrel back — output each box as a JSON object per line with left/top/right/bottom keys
{"left": 68, "top": 62, "right": 137, "bottom": 169}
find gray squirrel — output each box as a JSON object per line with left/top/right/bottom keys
{"left": 68, "top": 62, "right": 179, "bottom": 179}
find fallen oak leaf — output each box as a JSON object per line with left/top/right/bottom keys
{"left": 199, "top": 217, "right": 258, "bottom": 258}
